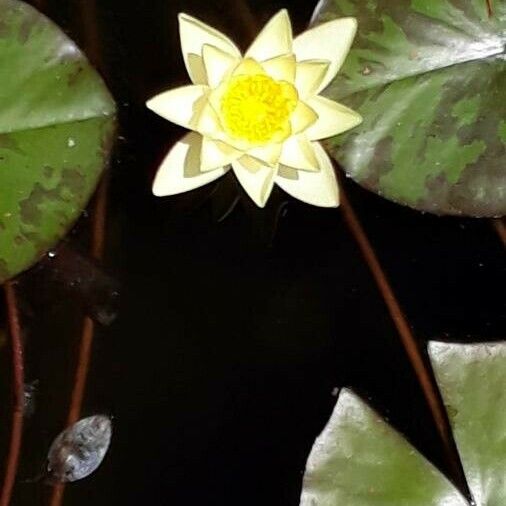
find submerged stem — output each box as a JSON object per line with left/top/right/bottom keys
{"left": 336, "top": 171, "right": 466, "bottom": 486}
{"left": 491, "top": 218, "right": 506, "bottom": 248}
{"left": 486, "top": 0, "right": 494, "bottom": 17}
{"left": 0, "top": 282, "right": 25, "bottom": 506}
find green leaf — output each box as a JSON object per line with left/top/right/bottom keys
{"left": 430, "top": 341, "right": 506, "bottom": 506}
{"left": 312, "top": 0, "right": 506, "bottom": 216}
{"left": 301, "top": 341, "right": 506, "bottom": 505}
{"left": 300, "top": 388, "right": 468, "bottom": 506}
{"left": 0, "top": 0, "right": 116, "bottom": 283}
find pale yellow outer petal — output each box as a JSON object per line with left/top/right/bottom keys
{"left": 146, "top": 85, "right": 208, "bottom": 130}
{"left": 245, "top": 10, "right": 293, "bottom": 62}
{"left": 202, "top": 44, "right": 240, "bottom": 88}
{"left": 261, "top": 54, "right": 296, "bottom": 82}
{"left": 305, "top": 96, "right": 362, "bottom": 140}
{"left": 194, "top": 101, "right": 233, "bottom": 145}
{"left": 200, "top": 137, "right": 242, "bottom": 172}
{"left": 232, "top": 57, "right": 266, "bottom": 76}
{"left": 153, "top": 132, "right": 228, "bottom": 196}
{"left": 279, "top": 135, "right": 319, "bottom": 172}
{"left": 179, "top": 13, "right": 241, "bottom": 85}
{"left": 295, "top": 60, "right": 330, "bottom": 98}
{"left": 232, "top": 156, "right": 277, "bottom": 208}
{"left": 248, "top": 143, "right": 283, "bottom": 166}
{"left": 293, "top": 18, "right": 357, "bottom": 94}
{"left": 291, "top": 101, "right": 319, "bottom": 135}
{"left": 276, "top": 142, "right": 339, "bottom": 207}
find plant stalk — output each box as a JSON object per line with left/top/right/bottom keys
{"left": 0, "top": 282, "right": 25, "bottom": 506}
{"left": 492, "top": 218, "right": 506, "bottom": 248}
{"left": 336, "top": 172, "right": 465, "bottom": 484}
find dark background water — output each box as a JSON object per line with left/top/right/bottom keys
{"left": 0, "top": 0, "right": 505, "bottom": 505}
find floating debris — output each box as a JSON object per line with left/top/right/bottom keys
{"left": 47, "top": 415, "right": 112, "bottom": 483}
{"left": 23, "top": 380, "right": 40, "bottom": 418}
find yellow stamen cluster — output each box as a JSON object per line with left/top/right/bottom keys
{"left": 220, "top": 74, "right": 298, "bottom": 145}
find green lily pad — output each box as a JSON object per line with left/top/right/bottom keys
{"left": 0, "top": 0, "right": 116, "bottom": 283}
{"left": 300, "top": 341, "right": 506, "bottom": 505}
{"left": 312, "top": 0, "right": 506, "bottom": 216}
{"left": 300, "top": 388, "right": 468, "bottom": 506}
{"left": 429, "top": 341, "right": 506, "bottom": 505}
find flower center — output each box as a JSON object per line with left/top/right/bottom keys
{"left": 220, "top": 74, "right": 298, "bottom": 145}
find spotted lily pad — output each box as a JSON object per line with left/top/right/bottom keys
{"left": 300, "top": 340, "right": 506, "bottom": 505}
{"left": 312, "top": 0, "right": 506, "bottom": 216}
{"left": 0, "top": 0, "right": 116, "bottom": 283}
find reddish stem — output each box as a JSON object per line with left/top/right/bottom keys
{"left": 0, "top": 282, "right": 25, "bottom": 506}
{"left": 48, "top": 0, "right": 109, "bottom": 502}
{"left": 486, "top": 0, "right": 494, "bottom": 17}
{"left": 337, "top": 174, "right": 462, "bottom": 480}
{"left": 492, "top": 218, "right": 506, "bottom": 248}
{"left": 48, "top": 174, "right": 109, "bottom": 506}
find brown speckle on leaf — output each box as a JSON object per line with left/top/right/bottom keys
{"left": 0, "top": 19, "right": 10, "bottom": 38}
{"left": 19, "top": 183, "right": 59, "bottom": 226}
{"left": 43, "top": 166, "right": 55, "bottom": 179}
{"left": 0, "top": 134, "right": 23, "bottom": 154}
{"left": 17, "top": 8, "right": 39, "bottom": 45}
{"left": 67, "top": 65, "right": 84, "bottom": 87}
{"left": 409, "top": 49, "right": 419, "bottom": 60}
{"left": 61, "top": 168, "right": 86, "bottom": 195}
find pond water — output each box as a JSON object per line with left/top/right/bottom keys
{"left": 0, "top": 0, "right": 505, "bottom": 505}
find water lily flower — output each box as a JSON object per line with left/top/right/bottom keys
{"left": 147, "top": 10, "right": 362, "bottom": 208}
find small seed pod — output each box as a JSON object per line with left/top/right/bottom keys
{"left": 47, "top": 415, "right": 112, "bottom": 483}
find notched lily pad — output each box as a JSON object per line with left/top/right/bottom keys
{"left": 300, "top": 340, "right": 506, "bottom": 505}
{"left": 0, "top": 0, "right": 116, "bottom": 283}
{"left": 313, "top": 0, "right": 506, "bottom": 216}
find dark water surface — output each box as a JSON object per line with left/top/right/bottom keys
{"left": 0, "top": 0, "right": 505, "bottom": 505}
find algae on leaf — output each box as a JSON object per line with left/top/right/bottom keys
{"left": 313, "top": 0, "right": 506, "bottom": 216}
{"left": 0, "top": 0, "right": 116, "bottom": 283}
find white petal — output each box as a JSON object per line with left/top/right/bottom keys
{"left": 153, "top": 132, "right": 227, "bottom": 196}
{"left": 305, "top": 96, "right": 362, "bottom": 140}
{"left": 247, "top": 143, "right": 282, "bottom": 166}
{"left": 200, "top": 137, "right": 241, "bottom": 171}
{"left": 232, "top": 156, "right": 276, "bottom": 208}
{"left": 202, "top": 44, "right": 240, "bottom": 88}
{"left": 279, "top": 135, "right": 319, "bottom": 171}
{"left": 146, "top": 85, "right": 208, "bottom": 130}
{"left": 261, "top": 54, "right": 296, "bottom": 82}
{"left": 290, "top": 101, "right": 318, "bottom": 135}
{"left": 278, "top": 165, "right": 299, "bottom": 180}
{"left": 179, "top": 13, "right": 241, "bottom": 84}
{"left": 295, "top": 60, "right": 330, "bottom": 98}
{"left": 293, "top": 18, "right": 357, "bottom": 94}
{"left": 194, "top": 100, "right": 230, "bottom": 142}
{"left": 232, "top": 57, "right": 266, "bottom": 76}
{"left": 276, "top": 142, "right": 339, "bottom": 207}
{"left": 245, "top": 10, "right": 293, "bottom": 62}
